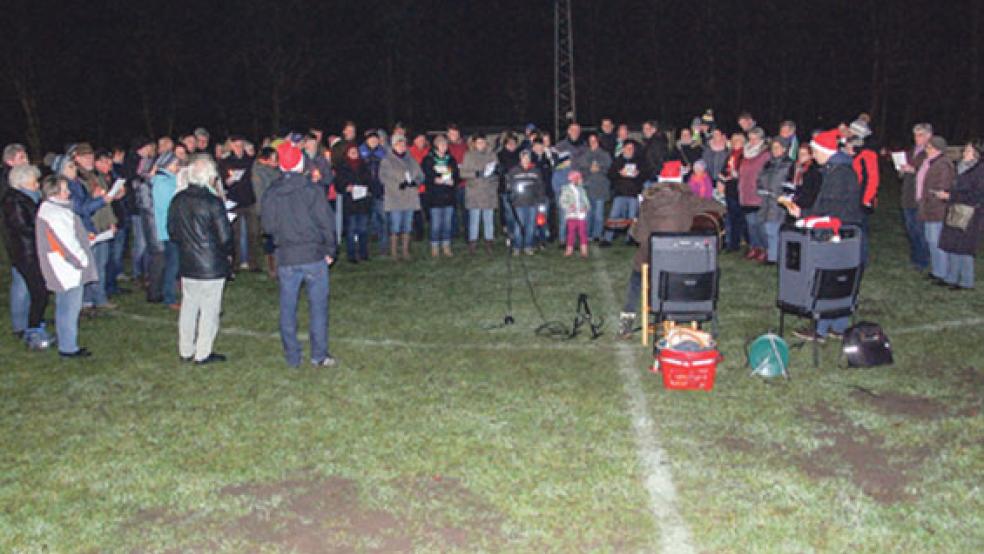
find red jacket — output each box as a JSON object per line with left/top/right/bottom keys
{"left": 447, "top": 141, "right": 468, "bottom": 165}
{"left": 409, "top": 145, "right": 430, "bottom": 165}
{"left": 852, "top": 149, "right": 880, "bottom": 207}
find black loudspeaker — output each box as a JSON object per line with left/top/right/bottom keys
{"left": 649, "top": 231, "right": 719, "bottom": 322}
{"left": 777, "top": 224, "right": 862, "bottom": 320}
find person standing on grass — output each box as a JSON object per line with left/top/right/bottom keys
{"left": 261, "top": 140, "right": 338, "bottom": 368}
{"left": 251, "top": 146, "right": 281, "bottom": 278}
{"left": 360, "top": 131, "right": 389, "bottom": 257}
{"left": 379, "top": 134, "right": 423, "bottom": 261}
{"left": 917, "top": 135, "right": 957, "bottom": 283}
{"left": 460, "top": 135, "right": 499, "bottom": 255}
{"left": 36, "top": 174, "right": 97, "bottom": 358}
{"left": 335, "top": 144, "right": 372, "bottom": 263}
{"left": 738, "top": 127, "right": 771, "bottom": 262}
{"left": 148, "top": 152, "right": 181, "bottom": 310}
{"left": 938, "top": 141, "right": 984, "bottom": 291}
{"left": 421, "top": 135, "right": 460, "bottom": 258}
{"left": 577, "top": 133, "right": 612, "bottom": 241}
{"left": 898, "top": 123, "right": 933, "bottom": 271}
{"left": 221, "top": 135, "right": 257, "bottom": 273}
{"left": 785, "top": 129, "right": 863, "bottom": 343}
{"left": 558, "top": 170, "right": 590, "bottom": 258}
{"left": 167, "top": 155, "right": 233, "bottom": 365}
{"left": 2, "top": 164, "right": 53, "bottom": 349}
{"left": 755, "top": 139, "right": 793, "bottom": 264}
{"left": 505, "top": 149, "right": 546, "bottom": 256}
{"left": 601, "top": 140, "right": 644, "bottom": 247}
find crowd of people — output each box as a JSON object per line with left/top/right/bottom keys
{"left": 2, "top": 110, "right": 982, "bottom": 361}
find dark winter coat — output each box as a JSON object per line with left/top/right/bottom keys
{"left": 939, "top": 161, "right": 984, "bottom": 256}
{"left": 577, "top": 147, "right": 613, "bottom": 201}
{"left": 422, "top": 151, "right": 460, "bottom": 208}
{"left": 505, "top": 165, "right": 546, "bottom": 208}
{"left": 260, "top": 172, "right": 337, "bottom": 266}
{"left": 805, "top": 152, "right": 864, "bottom": 225}
{"left": 756, "top": 156, "right": 793, "bottom": 224}
{"left": 334, "top": 161, "right": 372, "bottom": 216}
{"left": 917, "top": 154, "right": 956, "bottom": 223}
{"left": 900, "top": 147, "right": 928, "bottom": 210}
{"left": 167, "top": 184, "right": 234, "bottom": 280}
{"left": 674, "top": 143, "right": 703, "bottom": 169}
{"left": 642, "top": 134, "right": 669, "bottom": 180}
{"left": 608, "top": 155, "right": 645, "bottom": 197}
{"left": 220, "top": 153, "right": 255, "bottom": 207}
{"left": 1, "top": 187, "right": 41, "bottom": 272}
{"left": 792, "top": 161, "right": 822, "bottom": 210}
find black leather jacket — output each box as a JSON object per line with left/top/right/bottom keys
{"left": 1, "top": 187, "right": 41, "bottom": 271}
{"left": 166, "top": 185, "right": 233, "bottom": 279}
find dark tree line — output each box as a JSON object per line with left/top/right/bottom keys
{"left": 1, "top": 0, "right": 981, "bottom": 158}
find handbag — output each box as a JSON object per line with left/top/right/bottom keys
{"left": 841, "top": 322, "right": 893, "bottom": 368}
{"left": 945, "top": 203, "right": 975, "bottom": 230}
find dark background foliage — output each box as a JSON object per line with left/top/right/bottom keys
{"left": 1, "top": 0, "right": 980, "bottom": 155}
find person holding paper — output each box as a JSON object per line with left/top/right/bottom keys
{"left": 335, "top": 144, "right": 372, "bottom": 263}
{"left": 379, "top": 134, "right": 423, "bottom": 261}
{"left": 899, "top": 123, "right": 933, "bottom": 271}
{"left": 422, "top": 135, "right": 461, "bottom": 258}
{"left": 220, "top": 135, "right": 257, "bottom": 272}
{"left": 459, "top": 135, "right": 498, "bottom": 255}
{"left": 601, "top": 140, "right": 644, "bottom": 246}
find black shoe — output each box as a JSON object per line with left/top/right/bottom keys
{"left": 13, "top": 330, "right": 25, "bottom": 340}
{"left": 599, "top": 240, "right": 612, "bottom": 248}
{"left": 180, "top": 355, "right": 193, "bottom": 363}
{"left": 195, "top": 353, "right": 227, "bottom": 365}
{"left": 934, "top": 279, "right": 950, "bottom": 287}
{"left": 949, "top": 285, "right": 971, "bottom": 291}
{"left": 348, "top": 258, "right": 359, "bottom": 264}
{"left": 60, "top": 348, "right": 92, "bottom": 358}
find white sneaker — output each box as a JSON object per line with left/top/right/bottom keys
{"left": 312, "top": 356, "right": 337, "bottom": 367}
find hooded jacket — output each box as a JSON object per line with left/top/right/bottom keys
{"left": 1, "top": 187, "right": 42, "bottom": 271}
{"left": 805, "top": 152, "right": 864, "bottom": 225}
{"left": 151, "top": 169, "right": 177, "bottom": 242}
{"left": 756, "top": 156, "right": 793, "bottom": 224}
{"left": 168, "top": 184, "right": 234, "bottom": 279}
{"left": 917, "top": 153, "right": 956, "bottom": 223}
{"left": 260, "top": 172, "right": 337, "bottom": 267}
{"left": 738, "top": 141, "right": 770, "bottom": 207}
{"left": 577, "top": 147, "right": 613, "bottom": 201}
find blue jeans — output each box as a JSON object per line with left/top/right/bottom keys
{"left": 725, "top": 194, "right": 747, "bottom": 250}
{"left": 924, "top": 222, "right": 947, "bottom": 279}
{"left": 130, "top": 214, "right": 147, "bottom": 278}
{"left": 455, "top": 187, "right": 468, "bottom": 239}
{"left": 162, "top": 240, "right": 180, "bottom": 305}
{"left": 84, "top": 240, "right": 110, "bottom": 307}
{"left": 744, "top": 209, "right": 766, "bottom": 249}
{"left": 346, "top": 213, "right": 369, "bottom": 260}
{"left": 10, "top": 267, "right": 29, "bottom": 334}
{"left": 387, "top": 209, "right": 414, "bottom": 234}
{"left": 371, "top": 199, "right": 389, "bottom": 252}
{"left": 604, "top": 196, "right": 639, "bottom": 242}
{"left": 902, "top": 208, "right": 928, "bottom": 269}
{"left": 764, "top": 221, "right": 781, "bottom": 262}
{"left": 945, "top": 253, "right": 975, "bottom": 288}
{"left": 277, "top": 260, "right": 330, "bottom": 367}
{"left": 107, "top": 224, "right": 128, "bottom": 294}
{"left": 512, "top": 206, "right": 537, "bottom": 251}
{"left": 588, "top": 199, "right": 606, "bottom": 239}
{"left": 624, "top": 270, "right": 642, "bottom": 313}
{"left": 236, "top": 216, "right": 250, "bottom": 266}
{"left": 430, "top": 206, "right": 455, "bottom": 246}
{"left": 468, "top": 208, "right": 494, "bottom": 242}
{"left": 817, "top": 316, "right": 850, "bottom": 338}
{"left": 56, "top": 285, "right": 85, "bottom": 354}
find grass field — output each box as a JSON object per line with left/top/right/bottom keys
{"left": 1, "top": 179, "right": 982, "bottom": 553}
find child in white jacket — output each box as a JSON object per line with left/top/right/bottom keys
{"left": 559, "top": 170, "right": 590, "bottom": 258}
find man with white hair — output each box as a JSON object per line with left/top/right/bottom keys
{"left": 167, "top": 155, "right": 233, "bottom": 365}
{"left": 2, "top": 143, "right": 29, "bottom": 197}
{"left": 2, "top": 164, "right": 52, "bottom": 348}
{"left": 899, "top": 123, "right": 933, "bottom": 270}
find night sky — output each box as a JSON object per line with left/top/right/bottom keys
{"left": 1, "top": 0, "right": 980, "bottom": 155}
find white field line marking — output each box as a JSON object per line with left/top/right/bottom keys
{"left": 892, "top": 317, "right": 984, "bottom": 336}
{"left": 590, "top": 255, "right": 696, "bottom": 554}
{"left": 118, "top": 312, "right": 606, "bottom": 352}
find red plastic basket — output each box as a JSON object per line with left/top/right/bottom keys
{"left": 652, "top": 347, "right": 721, "bottom": 391}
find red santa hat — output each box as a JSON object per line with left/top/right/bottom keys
{"left": 658, "top": 160, "right": 683, "bottom": 183}
{"left": 567, "top": 170, "right": 582, "bottom": 183}
{"left": 795, "top": 215, "right": 842, "bottom": 241}
{"left": 809, "top": 129, "right": 840, "bottom": 157}
{"left": 277, "top": 141, "right": 304, "bottom": 173}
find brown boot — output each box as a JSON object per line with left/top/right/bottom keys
{"left": 389, "top": 234, "right": 399, "bottom": 259}
{"left": 265, "top": 254, "right": 277, "bottom": 279}
{"left": 468, "top": 241, "right": 477, "bottom": 255}
{"left": 484, "top": 240, "right": 494, "bottom": 255}
{"left": 442, "top": 243, "right": 453, "bottom": 257}
{"left": 401, "top": 233, "right": 412, "bottom": 260}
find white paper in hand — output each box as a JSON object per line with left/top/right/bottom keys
{"left": 108, "top": 178, "right": 126, "bottom": 198}
{"left": 227, "top": 169, "right": 245, "bottom": 184}
{"left": 891, "top": 151, "right": 907, "bottom": 172}
{"left": 483, "top": 161, "right": 497, "bottom": 178}
{"left": 91, "top": 228, "right": 115, "bottom": 244}
{"left": 351, "top": 185, "right": 367, "bottom": 200}
{"left": 404, "top": 170, "right": 412, "bottom": 183}
{"left": 224, "top": 200, "right": 238, "bottom": 212}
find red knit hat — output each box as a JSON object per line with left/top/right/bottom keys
{"left": 658, "top": 160, "right": 683, "bottom": 183}
{"left": 277, "top": 141, "right": 304, "bottom": 173}
{"left": 810, "top": 129, "right": 840, "bottom": 157}
{"left": 567, "top": 170, "right": 582, "bottom": 183}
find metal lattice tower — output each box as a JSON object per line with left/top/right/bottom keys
{"left": 554, "top": 0, "right": 576, "bottom": 140}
